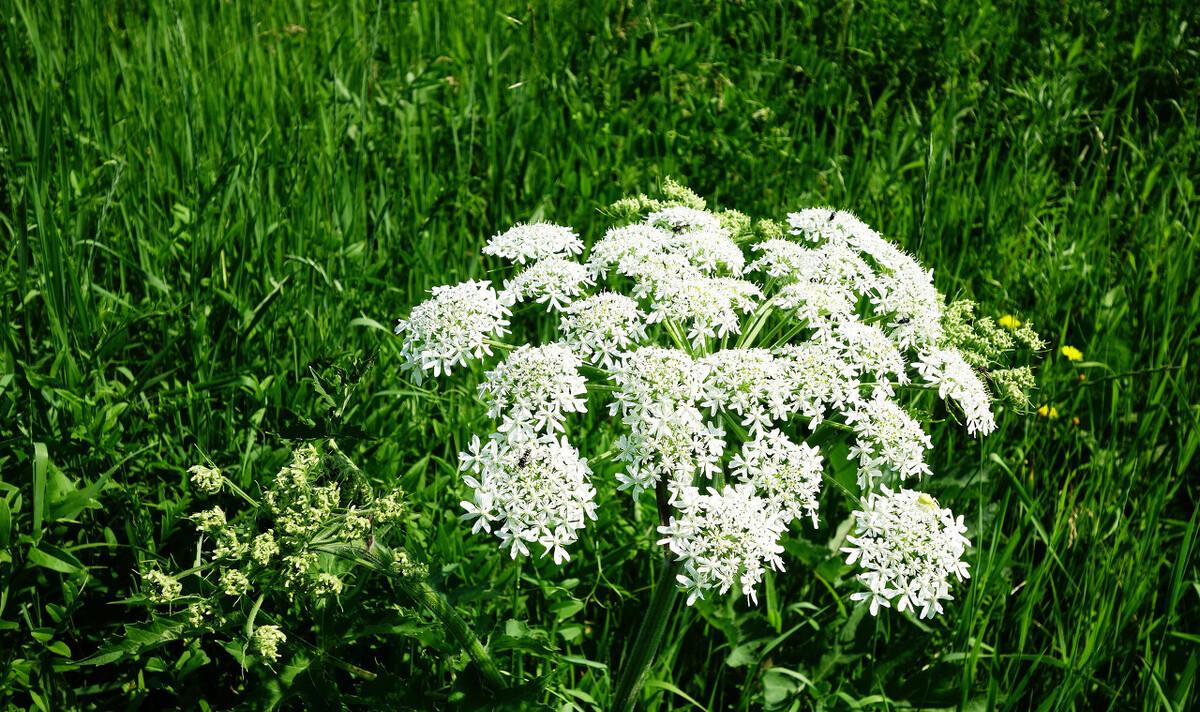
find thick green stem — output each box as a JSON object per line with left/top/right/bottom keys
{"left": 611, "top": 556, "right": 683, "bottom": 711}
{"left": 322, "top": 539, "right": 507, "bottom": 691}
{"left": 396, "top": 576, "right": 507, "bottom": 690}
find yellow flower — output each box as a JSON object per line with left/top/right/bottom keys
{"left": 999, "top": 314, "right": 1022, "bottom": 329}
{"left": 1036, "top": 404, "right": 1059, "bottom": 419}
{"left": 1060, "top": 345, "right": 1083, "bottom": 361}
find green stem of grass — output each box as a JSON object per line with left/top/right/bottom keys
{"left": 610, "top": 554, "right": 683, "bottom": 711}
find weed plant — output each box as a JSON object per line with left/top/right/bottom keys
{"left": 1, "top": 1, "right": 1197, "bottom": 709}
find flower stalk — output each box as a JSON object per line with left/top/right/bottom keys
{"left": 611, "top": 555, "right": 683, "bottom": 711}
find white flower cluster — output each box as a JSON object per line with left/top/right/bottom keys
{"left": 559, "top": 293, "right": 648, "bottom": 368}
{"left": 841, "top": 487, "right": 971, "bottom": 618}
{"left": 845, "top": 395, "right": 934, "bottom": 487}
{"left": 394, "top": 280, "right": 510, "bottom": 382}
{"left": 458, "top": 435, "right": 598, "bottom": 564}
{"left": 915, "top": 348, "right": 997, "bottom": 436}
{"left": 730, "top": 431, "right": 823, "bottom": 526}
{"left": 484, "top": 222, "right": 584, "bottom": 264}
{"left": 479, "top": 343, "right": 588, "bottom": 442}
{"left": 588, "top": 211, "right": 754, "bottom": 346}
{"left": 503, "top": 257, "right": 595, "bottom": 311}
{"left": 787, "top": 209, "right": 944, "bottom": 349}
{"left": 658, "top": 483, "right": 787, "bottom": 605}
{"left": 395, "top": 192, "right": 1010, "bottom": 616}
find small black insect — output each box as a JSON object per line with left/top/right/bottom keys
{"left": 828, "top": 211, "right": 836, "bottom": 221}
{"left": 517, "top": 449, "right": 531, "bottom": 467}
{"left": 896, "top": 316, "right": 911, "bottom": 325}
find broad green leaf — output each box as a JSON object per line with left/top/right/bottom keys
{"left": 27, "top": 544, "right": 83, "bottom": 574}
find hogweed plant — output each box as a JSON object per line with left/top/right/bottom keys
{"left": 133, "top": 441, "right": 507, "bottom": 693}
{"left": 391, "top": 181, "right": 1043, "bottom": 707}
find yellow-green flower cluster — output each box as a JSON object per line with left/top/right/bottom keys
{"left": 188, "top": 464, "right": 223, "bottom": 496}
{"left": 939, "top": 300, "right": 1043, "bottom": 408}
{"left": 251, "top": 625, "right": 286, "bottom": 664}
{"left": 143, "top": 570, "right": 181, "bottom": 603}
{"left": 143, "top": 440, "right": 412, "bottom": 668}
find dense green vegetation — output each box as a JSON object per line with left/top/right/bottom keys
{"left": 2, "top": 0, "right": 1197, "bottom": 709}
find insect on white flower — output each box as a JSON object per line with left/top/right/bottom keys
{"left": 841, "top": 486, "right": 970, "bottom": 618}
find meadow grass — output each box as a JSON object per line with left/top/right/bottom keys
{"left": 1, "top": 0, "right": 1197, "bottom": 709}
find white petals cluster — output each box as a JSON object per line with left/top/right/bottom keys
{"left": 395, "top": 280, "right": 511, "bottom": 381}
{"left": 484, "top": 222, "right": 583, "bottom": 264}
{"left": 845, "top": 395, "right": 933, "bottom": 487}
{"left": 559, "top": 293, "right": 647, "bottom": 368}
{"left": 479, "top": 344, "right": 587, "bottom": 441}
{"left": 458, "top": 435, "right": 598, "bottom": 563}
{"left": 615, "top": 402, "right": 725, "bottom": 496}
{"left": 658, "top": 483, "right": 788, "bottom": 605}
{"left": 644, "top": 274, "right": 761, "bottom": 345}
{"left": 841, "top": 487, "right": 970, "bottom": 618}
{"left": 647, "top": 205, "right": 723, "bottom": 233}
{"left": 730, "top": 431, "right": 824, "bottom": 526}
{"left": 587, "top": 224, "right": 675, "bottom": 278}
{"left": 775, "top": 282, "right": 856, "bottom": 330}
{"left": 824, "top": 321, "right": 909, "bottom": 387}
{"left": 916, "top": 348, "right": 997, "bottom": 436}
{"left": 398, "top": 194, "right": 1005, "bottom": 617}
{"left": 700, "top": 348, "right": 793, "bottom": 432}
{"left": 502, "top": 257, "right": 594, "bottom": 311}
{"left": 773, "top": 343, "right": 861, "bottom": 427}
{"left": 609, "top": 347, "right": 707, "bottom": 417}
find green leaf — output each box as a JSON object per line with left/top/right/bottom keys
{"left": 27, "top": 543, "right": 84, "bottom": 574}
{"left": 31, "top": 442, "right": 47, "bottom": 542}
{"left": 0, "top": 497, "right": 11, "bottom": 547}
{"left": 549, "top": 598, "right": 584, "bottom": 621}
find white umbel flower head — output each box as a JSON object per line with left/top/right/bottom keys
{"left": 658, "top": 483, "right": 788, "bottom": 605}
{"left": 670, "top": 226, "right": 746, "bottom": 275}
{"left": 647, "top": 205, "right": 723, "bottom": 234}
{"left": 730, "top": 429, "right": 824, "bottom": 526}
{"left": 773, "top": 343, "right": 861, "bottom": 427}
{"left": 395, "top": 280, "right": 511, "bottom": 382}
{"left": 644, "top": 273, "right": 761, "bottom": 346}
{"left": 559, "top": 292, "right": 648, "bottom": 368}
{"left": 502, "top": 257, "right": 595, "bottom": 311}
{"left": 915, "top": 348, "right": 996, "bottom": 436}
{"left": 841, "top": 486, "right": 971, "bottom": 618}
{"left": 775, "top": 282, "right": 856, "bottom": 332}
{"left": 844, "top": 394, "right": 933, "bottom": 487}
{"left": 587, "top": 224, "right": 675, "bottom": 278}
{"left": 478, "top": 343, "right": 588, "bottom": 439}
{"left": 458, "top": 434, "right": 598, "bottom": 564}
{"left": 700, "top": 348, "right": 793, "bottom": 432}
{"left": 825, "top": 321, "right": 909, "bottom": 387}
{"left": 614, "top": 402, "right": 725, "bottom": 496}
{"left": 484, "top": 222, "right": 584, "bottom": 264}
{"left": 609, "top": 346, "right": 708, "bottom": 418}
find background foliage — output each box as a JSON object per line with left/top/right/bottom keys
{"left": 2, "top": 0, "right": 1197, "bottom": 709}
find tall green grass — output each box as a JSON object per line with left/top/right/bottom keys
{"left": 2, "top": 0, "right": 1196, "bottom": 708}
